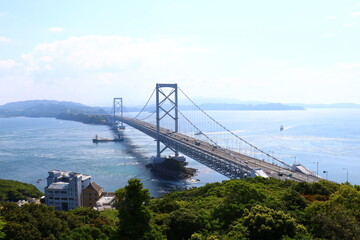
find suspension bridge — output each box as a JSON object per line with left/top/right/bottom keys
{"left": 112, "top": 83, "right": 321, "bottom": 182}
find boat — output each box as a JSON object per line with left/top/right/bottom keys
{"left": 280, "top": 125, "right": 284, "bottom": 131}
{"left": 92, "top": 135, "right": 123, "bottom": 143}
{"left": 194, "top": 131, "right": 202, "bottom": 136}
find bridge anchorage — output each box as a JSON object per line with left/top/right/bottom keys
{"left": 116, "top": 83, "right": 322, "bottom": 182}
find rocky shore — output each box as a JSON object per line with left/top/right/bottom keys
{"left": 146, "top": 158, "right": 197, "bottom": 180}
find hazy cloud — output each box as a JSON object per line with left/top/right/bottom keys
{"left": 335, "top": 62, "right": 360, "bottom": 70}
{"left": 0, "top": 36, "right": 11, "bottom": 43}
{"left": 48, "top": 27, "right": 64, "bottom": 33}
{"left": 0, "top": 35, "right": 211, "bottom": 105}
{"left": 351, "top": 12, "right": 360, "bottom": 17}
{"left": 344, "top": 23, "right": 356, "bottom": 27}
{"left": 324, "top": 16, "right": 336, "bottom": 20}
{"left": 324, "top": 33, "right": 335, "bottom": 37}
{"left": 0, "top": 59, "right": 20, "bottom": 69}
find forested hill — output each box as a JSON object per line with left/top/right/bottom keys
{"left": 0, "top": 100, "right": 106, "bottom": 118}
{"left": 0, "top": 179, "right": 43, "bottom": 201}
{"left": 1, "top": 177, "right": 359, "bottom": 239}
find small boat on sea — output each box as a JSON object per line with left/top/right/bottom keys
{"left": 280, "top": 125, "right": 284, "bottom": 131}
{"left": 195, "top": 131, "right": 202, "bottom": 136}
{"left": 92, "top": 135, "right": 123, "bottom": 143}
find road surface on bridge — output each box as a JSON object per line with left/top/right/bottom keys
{"left": 119, "top": 116, "right": 321, "bottom": 183}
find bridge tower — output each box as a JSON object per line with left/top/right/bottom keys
{"left": 113, "top": 98, "right": 125, "bottom": 130}
{"left": 152, "top": 83, "right": 185, "bottom": 163}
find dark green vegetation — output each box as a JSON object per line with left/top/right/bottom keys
{"left": 1, "top": 177, "right": 359, "bottom": 240}
{"left": 0, "top": 204, "right": 117, "bottom": 240}
{"left": 0, "top": 100, "right": 107, "bottom": 124}
{"left": 0, "top": 179, "right": 43, "bottom": 202}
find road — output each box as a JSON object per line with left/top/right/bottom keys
{"left": 119, "top": 117, "right": 321, "bottom": 183}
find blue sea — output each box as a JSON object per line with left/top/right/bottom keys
{"left": 0, "top": 108, "right": 359, "bottom": 196}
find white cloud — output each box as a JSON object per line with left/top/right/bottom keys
{"left": 0, "top": 12, "right": 5, "bottom": 16}
{"left": 344, "top": 22, "right": 356, "bottom": 27}
{"left": 0, "top": 35, "right": 211, "bottom": 105}
{"left": 0, "top": 59, "right": 20, "bottom": 69}
{"left": 48, "top": 27, "right": 64, "bottom": 33}
{"left": 351, "top": 12, "right": 360, "bottom": 17}
{"left": 0, "top": 36, "right": 11, "bottom": 43}
{"left": 324, "top": 16, "right": 336, "bottom": 20}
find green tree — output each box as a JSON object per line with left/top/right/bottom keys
{"left": 168, "top": 208, "right": 200, "bottom": 240}
{"left": 305, "top": 185, "right": 360, "bottom": 240}
{"left": 242, "top": 205, "right": 298, "bottom": 240}
{"left": 0, "top": 217, "right": 5, "bottom": 240}
{"left": 115, "top": 178, "right": 154, "bottom": 240}
{"left": 282, "top": 189, "right": 307, "bottom": 211}
{"left": 62, "top": 225, "right": 107, "bottom": 240}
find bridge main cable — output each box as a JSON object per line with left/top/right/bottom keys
{"left": 178, "top": 87, "right": 292, "bottom": 169}
{"left": 131, "top": 87, "right": 156, "bottom": 120}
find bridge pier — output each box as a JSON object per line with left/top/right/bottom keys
{"left": 113, "top": 98, "right": 125, "bottom": 130}
{"left": 151, "top": 155, "right": 186, "bottom": 164}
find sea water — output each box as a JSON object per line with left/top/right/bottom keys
{"left": 0, "top": 108, "right": 359, "bottom": 197}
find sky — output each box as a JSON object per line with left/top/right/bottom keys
{"left": 1, "top": 0, "right": 360, "bottom": 106}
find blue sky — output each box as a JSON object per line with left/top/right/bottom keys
{"left": 1, "top": 0, "right": 360, "bottom": 106}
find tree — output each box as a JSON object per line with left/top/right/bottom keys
{"left": 305, "top": 185, "right": 360, "bottom": 239}
{"left": 168, "top": 208, "right": 200, "bottom": 240}
{"left": 242, "top": 205, "right": 298, "bottom": 240}
{"left": 0, "top": 217, "right": 5, "bottom": 240}
{"left": 115, "top": 178, "right": 152, "bottom": 240}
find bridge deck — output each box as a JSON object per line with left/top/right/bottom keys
{"left": 118, "top": 116, "right": 321, "bottom": 182}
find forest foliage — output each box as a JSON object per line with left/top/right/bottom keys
{"left": 0, "top": 177, "right": 359, "bottom": 240}
{"left": 0, "top": 179, "right": 43, "bottom": 202}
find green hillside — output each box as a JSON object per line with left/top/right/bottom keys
{"left": 0, "top": 178, "right": 359, "bottom": 240}
{"left": 0, "top": 179, "right": 43, "bottom": 202}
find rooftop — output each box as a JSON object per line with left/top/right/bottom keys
{"left": 47, "top": 182, "right": 68, "bottom": 190}
{"left": 84, "top": 181, "right": 103, "bottom": 193}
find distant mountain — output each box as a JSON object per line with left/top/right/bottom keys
{"left": 289, "top": 103, "right": 360, "bottom": 109}
{"left": 105, "top": 102, "right": 304, "bottom": 112}
{"left": 0, "top": 100, "right": 106, "bottom": 118}
{"left": 198, "top": 103, "right": 304, "bottom": 111}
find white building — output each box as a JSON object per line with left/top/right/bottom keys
{"left": 44, "top": 170, "right": 91, "bottom": 211}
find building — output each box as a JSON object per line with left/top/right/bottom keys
{"left": 82, "top": 181, "right": 104, "bottom": 208}
{"left": 44, "top": 170, "right": 92, "bottom": 211}
{"left": 94, "top": 192, "right": 116, "bottom": 211}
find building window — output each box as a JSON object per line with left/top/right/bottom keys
{"left": 61, "top": 198, "right": 67, "bottom": 200}
{"left": 55, "top": 197, "right": 60, "bottom": 200}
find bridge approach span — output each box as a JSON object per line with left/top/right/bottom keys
{"left": 118, "top": 116, "right": 321, "bottom": 182}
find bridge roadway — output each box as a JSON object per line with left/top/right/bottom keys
{"left": 118, "top": 116, "right": 321, "bottom": 182}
